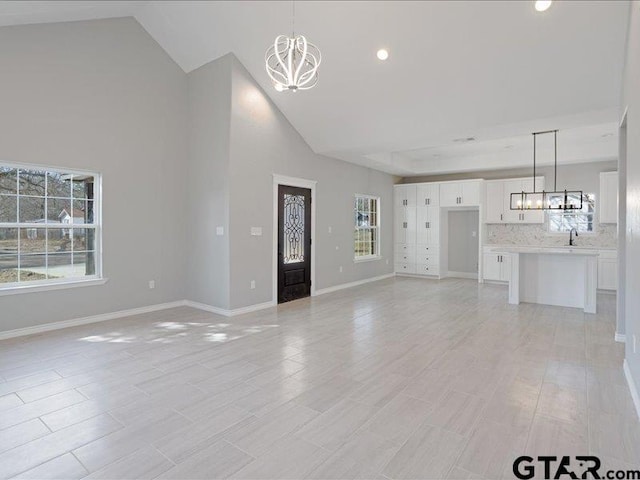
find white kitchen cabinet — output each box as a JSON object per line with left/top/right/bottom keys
{"left": 484, "top": 181, "right": 505, "bottom": 223}
{"left": 599, "top": 172, "right": 618, "bottom": 224}
{"left": 597, "top": 250, "right": 617, "bottom": 290}
{"left": 440, "top": 180, "right": 481, "bottom": 207}
{"left": 484, "top": 177, "right": 544, "bottom": 224}
{"left": 482, "top": 251, "right": 510, "bottom": 282}
{"left": 395, "top": 183, "right": 441, "bottom": 276}
{"left": 416, "top": 206, "right": 439, "bottom": 245}
{"left": 417, "top": 183, "right": 440, "bottom": 207}
{"left": 395, "top": 206, "right": 416, "bottom": 245}
{"left": 395, "top": 184, "right": 417, "bottom": 208}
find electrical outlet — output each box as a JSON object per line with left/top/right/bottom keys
{"left": 148, "top": 280, "right": 155, "bottom": 289}
{"left": 250, "top": 280, "right": 256, "bottom": 290}
{"left": 386, "top": 259, "right": 389, "bottom": 265}
{"left": 339, "top": 266, "right": 343, "bottom": 273}
{"left": 328, "top": 226, "right": 332, "bottom": 234}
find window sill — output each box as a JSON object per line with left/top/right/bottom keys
{"left": 0, "top": 277, "right": 109, "bottom": 296}
{"left": 354, "top": 256, "right": 382, "bottom": 263}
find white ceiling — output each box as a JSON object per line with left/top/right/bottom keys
{"left": 0, "top": 0, "right": 629, "bottom": 176}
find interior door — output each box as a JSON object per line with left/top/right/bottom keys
{"left": 278, "top": 185, "right": 312, "bottom": 303}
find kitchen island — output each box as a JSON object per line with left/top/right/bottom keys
{"left": 498, "top": 247, "right": 599, "bottom": 313}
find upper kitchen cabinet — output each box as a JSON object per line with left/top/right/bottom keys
{"left": 395, "top": 184, "right": 417, "bottom": 208}
{"left": 484, "top": 177, "right": 544, "bottom": 224}
{"left": 417, "top": 183, "right": 440, "bottom": 207}
{"left": 440, "top": 180, "right": 481, "bottom": 207}
{"left": 599, "top": 171, "right": 618, "bottom": 224}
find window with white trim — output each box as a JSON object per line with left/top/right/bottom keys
{"left": 547, "top": 193, "right": 595, "bottom": 233}
{"left": 354, "top": 195, "right": 380, "bottom": 260}
{"left": 0, "top": 165, "right": 101, "bottom": 289}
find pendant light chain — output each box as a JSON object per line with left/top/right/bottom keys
{"left": 554, "top": 129, "right": 558, "bottom": 192}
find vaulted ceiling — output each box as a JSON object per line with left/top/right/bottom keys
{"left": 0, "top": 1, "right": 630, "bottom": 175}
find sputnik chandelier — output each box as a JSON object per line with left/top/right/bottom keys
{"left": 265, "top": 1, "right": 321, "bottom": 92}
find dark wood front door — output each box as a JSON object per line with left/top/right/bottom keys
{"left": 278, "top": 185, "right": 312, "bottom": 303}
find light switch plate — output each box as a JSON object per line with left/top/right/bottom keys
{"left": 216, "top": 226, "right": 224, "bottom": 236}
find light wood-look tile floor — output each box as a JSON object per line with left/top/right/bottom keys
{"left": 0, "top": 277, "right": 638, "bottom": 479}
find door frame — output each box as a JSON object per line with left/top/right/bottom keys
{"left": 272, "top": 174, "right": 317, "bottom": 304}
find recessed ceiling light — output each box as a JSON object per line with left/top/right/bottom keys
{"left": 376, "top": 49, "right": 389, "bottom": 61}
{"left": 534, "top": 0, "right": 553, "bottom": 12}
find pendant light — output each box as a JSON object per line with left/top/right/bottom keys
{"left": 265, "top": 1, "right": 321, "bottom": 92}
{"left": 509, "top": 130, "right": 584, "bottom": 211}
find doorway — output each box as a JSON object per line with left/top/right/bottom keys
{"left": 277, "top": 184, "right": 312, "bottom": 303}
{"left": 443, "top": 209, "right": 480, "bottom": 279}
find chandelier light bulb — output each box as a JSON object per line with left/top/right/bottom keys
{"left": 265, "top": 34, "right": 321, "bottom": 92}
{"left": 534, "top": 0, "right": 553, "bottom": 12}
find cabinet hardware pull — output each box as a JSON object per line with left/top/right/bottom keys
{"left": 500, "top": 213, "right": 503, "bottom": 221}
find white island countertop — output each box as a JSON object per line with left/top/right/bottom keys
{"left": 495, "top": 246, "right": 600, "bottom": 256}
{"left": 504, "top": 247, "right": 599, "bottom": 313}
{"left": 485, "top": 244, "right": 615, "bottom": 253}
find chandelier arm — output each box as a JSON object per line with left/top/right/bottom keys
{"left": 265, "top": 49, "right": 290, "bottom": 85}
{"left": 296, "top": 50, "right": 320, "bottom": 86}
{"left": 273, "top": 36, "right": 291, "bottom": 85}
{"left": 293, "top": 36, "right": 309, "bottom": 85}
{"left": 287, "top": 38, "right": 295, "bottom": 85}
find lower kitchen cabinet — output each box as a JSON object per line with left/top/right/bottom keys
{"left": 482, "top": 251, "right": 510, "bottom": 282}
{"left": 597, "top": 250, "right": 617, "bottom": 290}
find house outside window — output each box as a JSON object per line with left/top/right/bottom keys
{"left": 354, "top": 195, "right": 380, "bottom": 260}
{"left": 547, "top": 193, "right": 595, "bottom": 234}
{"left": 0, "top": 164, "right": 102, "bottom": 291}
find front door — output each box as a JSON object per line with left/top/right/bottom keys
{"left": 278, "top": 185, "right": 312, "bottom": 303}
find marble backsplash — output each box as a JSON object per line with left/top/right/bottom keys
{"left": 486, "top": 223, "right": 618, "bottom": 248}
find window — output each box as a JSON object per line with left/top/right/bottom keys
{"left": 547, "top": 193, "right": 595, "bottom": 233}
{"left": 354, "top": 195, "right": 380, "bottom": 260}
{"left": 0, "top": 165, "right": 101, "bottom": 290}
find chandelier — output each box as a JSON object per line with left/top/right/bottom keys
{"left": 265, "top": 2, "right": 321, "bottom": 92}
{"left": 510, "top": 130, "right": 584, "bottom": 211}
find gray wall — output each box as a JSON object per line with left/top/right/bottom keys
{"left": 447, "top": 210, "right": 479, "bottom": 274}
{"left": 622, "top": 2, "right": 640, "bottom": 396}
{"left": 0, "top": 19, "right": 396, "bottom": 333}
{"left": 0, "top": 18, "right": 189, "bottom": 332}
{"left": 186, "top": 55, "right": 232, "bottom": 309}
{"left": 228, "top": 57, "right": 395, "bottom": 309}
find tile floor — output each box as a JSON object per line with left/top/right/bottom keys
{"left": 0, "top": 277, "right": 638, "bottom": 479}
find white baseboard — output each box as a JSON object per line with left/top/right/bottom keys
{"left": 0, "top": 274, "right": 396, "bottom": 340}
{"left": 624, "top": 359, "right": 640, "bottom": 421}
{"left": 183, "top": 299, "right": 275, "bottom": 317}
{"left": 313, "top": 273, "right": 395, "bottom": 296}
{"left": 615, "top": 333, "right": 626, "bottom": 343}
{"left": 447, "top": 271, "right": 479, "bottom": 280}
{"left": 0, "top": 301, "right": 186, "bottom": 341}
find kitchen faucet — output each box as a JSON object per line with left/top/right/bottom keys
{"left": 569, "top": 228, "right": 578, "bottom": 246}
